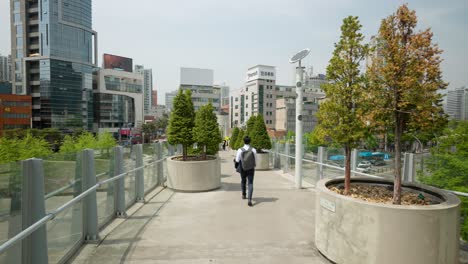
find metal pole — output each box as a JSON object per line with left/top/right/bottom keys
{"left": 21, "top": 158, "right": 48, "bottom": 264}
{"left": 134, "top": 144, "right": 145, "bottom": 202}
{"left": 156, "top": 142, "right": 164, "bottom": 185}
{"left": 284, "top": 142, "right": 290, "bottom": 173}
{"left": 82, "top": 149, "right": 99, "bottom": 242}
{"left": 113, "top": 146, "right": 126, "bottom": 217}
{"left": 295, "top": 62, "right": 304, "bottom": 189}
{"left": 403, "top": 152, "right": 415, "bottom": 182}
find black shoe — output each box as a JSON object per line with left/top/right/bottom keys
{"left": 248, "top": 200, "right": 253, "bottom": 207}
{"left": 242, "top": 194, "right": 246, "bottom": 199}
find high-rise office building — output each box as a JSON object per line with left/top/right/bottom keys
{"left": 165, "top": 90, "right": 178, "bottom": 112}
{"left": 446, "top": 87, "right": 468, "bottom": 120}
{"left": 179, "top": 67, "right": 220, "bottom": 112}
{"left": 0, "top": 54, "right": 12, "bottom": 82}
{"left": 134, "top": 65, "right": 153, "bottom": 115}
{"left": 10, "top": 0, "right": 98, "bottom": 129}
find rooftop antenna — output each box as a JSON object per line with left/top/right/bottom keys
{"left": 289, "top": 48, "right": 310, "bottom": 189}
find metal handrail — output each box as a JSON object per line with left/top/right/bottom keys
{"left": 271, "top": 150, "right": 468, "bottom": 197}
{"left": 0, "top": 156, "right": 167, "bottom": 255}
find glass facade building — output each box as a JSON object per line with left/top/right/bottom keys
{"left": 10, "top": 0, "right": 97, "bottom": 130}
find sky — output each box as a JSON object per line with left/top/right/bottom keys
{"left": 0, "top": 0, "right": 467, "bottom": 105}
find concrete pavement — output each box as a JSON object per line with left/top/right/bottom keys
{"left": 70, "top": 150, "right": 330, "bottom": 264}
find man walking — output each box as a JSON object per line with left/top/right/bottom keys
{"left": 235, "top": 136, "right": 257, "bottom": 206}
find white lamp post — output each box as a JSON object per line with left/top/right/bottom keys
{"left": 289, "top": 49, "right": 310, "bottom": 189}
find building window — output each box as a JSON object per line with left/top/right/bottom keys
{"left": 246, "top": 104, "right": 248, "bottom": 108}
{"left": 235, "top": 105, "right": 238, "bottom": 109}
{"left": 246, "top": 95, "right": 248, "bottom": 100}
{"left": 246, "top": 87, "right": 248, "bottom": 91}
{"left": 235, "top": 113, "right": 238, "bottom": 117}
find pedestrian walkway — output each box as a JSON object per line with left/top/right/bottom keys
{"left": 70, "top": 150, "right": 330, "bottom": 263}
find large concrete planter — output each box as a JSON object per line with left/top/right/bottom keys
{"left": 315, "top": 177, "right": 460, "bottom": 264}
{"left": 167, "top": 156, "right": 221, "bottom": 192}
{"left": 256, "top": 152, "right": 270, "bottom": 170}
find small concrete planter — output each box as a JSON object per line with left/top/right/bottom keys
{"left": 315, "top": 177, "right": 460, "bottom": 264}
{"left": 166, "top": 156, "right": 221, "bottom": 192}
{"left": 255, "top": 152, "right": 270, "bottom": 170}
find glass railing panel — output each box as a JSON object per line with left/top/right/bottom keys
{"left": 43, "top": 152, "right": 82, "bottom": 264}
{"left": 143, "top": 144, "right": 158, "bottom": 193}
{"left": 95, "top": 149, "right": 114, "bottom": 228}
{"left": 122, "top": 146, "right": 136, "bottom": 208}
{"left": 0, "top": 161, "right": 22, "bottom": 263}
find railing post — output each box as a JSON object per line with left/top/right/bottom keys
{"left": 21, "top": 158, "right": 48, "bottom": 264}
{"left": 403, "top": 152, "right": 415, "bottom": 182}
{"left": 155, "top": 142, "right": 164, "bottom": 185}
{"left": 317, "top": 147, "right": 326, "bottom": 180}
{"left": 134, "top": 144, "right": 145, "bottom": 202}
{"left": 284, "top": 142, "right": 290, "bottom": 173}
{"left": 113, "top": 146, "right": 127, "bottom": 217}
{"left": 82, "top": 149, "right": 99, "bottom": 242}
{"left": 351, "top": 149, "right": 358, "bottom": 176}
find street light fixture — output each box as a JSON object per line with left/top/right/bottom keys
{"left": 289, "top": 48, "right": 310, "bottom": 189}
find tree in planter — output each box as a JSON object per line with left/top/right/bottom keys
{"left": 315, "top": 16, "right": 369, "bottom": 194}
{"left": 234, "top": 129, "right": 245, "bottom": 150}
{"left": 167, "top": 89, "right": 195, "bottom": 161}
{"left": 250, "top": 115, "right": 272, "bottom": 153}
{"left": 193, "top": 103, "right": 222, "bottom": 159}
{"left": 230, "top": 127, "right": 240, "bottom": 150}
{"left": 367, "top": 4, "right": 447, "bottom": 204}
{"left": 246, "top": 115, "right": 257, "bottom": 137}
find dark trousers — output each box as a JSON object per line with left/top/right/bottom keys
{"left": 240, "top": 169, "right": 255, "bottom": 200}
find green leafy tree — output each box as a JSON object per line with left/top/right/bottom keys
{"left": 142, "top": 122, "right": 157, "bottom": 143}
{"left": 286, "top": 131, "right": 295, "bottom": 143}
{"left": 167, "top": 89, "right": 195, "bottom": 160}
{"left": 235, "top": 129, "right": 245, "bottom": 150}
{"left": 97, "top": 132, "right": 117, "bottom": 157}
{"left": 246, "top": 115, "right": 257, "bottom": 137}
{"left": 230, "top": 127, "right": 240, "bottom": 150}
{"left": 367, "top": 5, "right": 447, "bottom": 204}
{"left": 17, "top": 133, "right": 52, "bottom": 160}
{"left": 193, "top": 103, "right": 222, "bottom": 159}
{"left": 418, "top": 120, "right": 468, "bottom": 240}
{"left": 315, "top": 16, "right": 369, "bottom": 194}
{"left": 155, "top": 113, "right": 169, "bottom": 135}
{"left": 251, "top": 115, "right": 272, "bottom": 153}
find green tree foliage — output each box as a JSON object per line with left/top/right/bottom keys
{"left": 367, "top": 5, "right": 447, "bottom": 204}
{"left": 234, "top": 129, "right": 245, "bottom": 150}
{"left": 193, "top": 103, "right": 222, "bottom": 159}
{"left": 418, "top": 120, "right": 468, "bottom": 240}
{"left": 315, "top": 16, "right": 369, "bottom": 194}
{"left": 246, "top": 115, "right": 257, "bottom": 137}
{"left": 286, "top": 131, "right": 295, "bottom": 143}
{"left": 230, "top": 127, "right": 240, "bottom": 150}
{"left": 167, "top": 89, "right": 195, "bottom": 160}
{"left": 60, "top": 131, "right": 98, "bottom": 154}
{"left": 155, "top": 113, "right": 169, "bottom": 135}
{"left": 142, "top": 122, "right": 157, "bottom": 142}
{"left": 97, "top": 132, "right": 117, "bottom": 157}
{"left": 0, "top": 133, "right": 52, "bottom": 164}
{"left": 250, "top": 115, "right": 272, "bottom": 152}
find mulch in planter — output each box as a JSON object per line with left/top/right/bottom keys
{"left": 329, "top": 184, "right": 440, "bottom": 205}
{"left": 171, "top": 156, "right": 217, "bottom": 161}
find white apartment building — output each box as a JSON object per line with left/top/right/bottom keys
{"left": 230, "top": 65, "right": 326, "bottom": 130}
{"left": 0, "top": 54, "right": 11, "bottom": 82}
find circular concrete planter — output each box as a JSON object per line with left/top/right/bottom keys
{"left": 315, "top": 177, "right": 460, "bottom": 264}
{"left": 166, "top": 156, "right": 221, "bottom": 192}
{"left": 256, "top": 152, "right": 270, "bottom": 170}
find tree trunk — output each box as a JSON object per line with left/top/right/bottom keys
{"left": 183, "top": 145, "right": 187, "bottom": 161}
{"left": 393, "top": 114, "right": 403, "bottom": 204}
{"left": 344, "top": 145, "right": 351, "bottom": 195}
